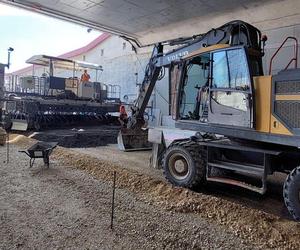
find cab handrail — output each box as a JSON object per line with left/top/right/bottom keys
{"left": 269, "top": 36, "right": 298, "bottom": 75}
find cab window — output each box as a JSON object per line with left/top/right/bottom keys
{"left": 212, "top": 52, "right": 229, "bottom": 88}
{"left": 227, "top": 49, "right": 250, "bottom": 89}
{"left": 179, "top": 53, "right": 210, "bottom": 119}
{"left": 211, "top": 48, "right": 251, "bottom": 111}
{"left": 212, "top": 48, "right": 250, "bottom": 90}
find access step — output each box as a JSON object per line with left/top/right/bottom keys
{"left": 208, "top": 160, "right": 264, "bottom": 177}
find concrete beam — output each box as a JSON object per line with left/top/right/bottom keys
{"left": 137, "top": 0, "right": 300, "bottom": 45}
{"left": 2, "top": 0, "right": 299, "bottom": 45}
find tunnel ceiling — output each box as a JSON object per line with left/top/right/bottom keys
{"left": 1, "top": 0, "right": 300, "bottom": 46}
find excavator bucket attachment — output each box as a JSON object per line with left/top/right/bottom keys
{"left": 11, "top": 119, "right": 29, "bottom": 131}
{"left": 117, "top": 128, "right": 152, "bottom": 151}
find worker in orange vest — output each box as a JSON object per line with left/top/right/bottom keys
{"left": 118, "top": 105, "right": 128, "bottom": 127}
{"left": 80, "top": 69, "right": 90, "bottom": 82}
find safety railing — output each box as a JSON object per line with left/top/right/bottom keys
{"left": 5, "top": 75, "right": 50, "bottom": 96}
{"left": 269, "top": 36, "right": 298, "bottom": 75}
{"left": 107, "top": 84, "right": 121, "bottom": 99}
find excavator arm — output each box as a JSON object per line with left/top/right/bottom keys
{"left": 127, "top": 44, "right": 164, "bottom": 129}
{"left": 118, "top": 20, "right": 263, "bottom": 151}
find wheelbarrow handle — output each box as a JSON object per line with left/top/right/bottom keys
{"left": 18, "top": 150, "right": 30, "bottom": 157}
{"left": 46, "top": 145, "right": 57, "bottom": 151}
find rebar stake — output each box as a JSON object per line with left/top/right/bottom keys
{"left": 110, "top": 171, "right": 117, "bottom": 230}
{"left": 6, "top": 132, "right": 9, "bottom": 164}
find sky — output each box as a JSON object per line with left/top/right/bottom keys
{"left": 0, "top": 3, "right": 101, "bottom": 73}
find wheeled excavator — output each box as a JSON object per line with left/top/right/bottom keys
{"left": 118, "top": 20, "right": 300, "bottom": 221}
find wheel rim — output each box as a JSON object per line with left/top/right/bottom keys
{"left": 168, "top": 153, "right": 190, "bottom": 180}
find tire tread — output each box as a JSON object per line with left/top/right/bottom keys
{"left": 283, "top": 166, "right": 300, "bottom": 221}
{"left": 162, "top": 140, "right": 206, "bottom": 188}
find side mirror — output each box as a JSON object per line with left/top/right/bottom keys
{"left": 261, "top": 35, "right": 268, "bottom": 43}
{"left": 261, "top": 35, "right": 268, "bottom": 56}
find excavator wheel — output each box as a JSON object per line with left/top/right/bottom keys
{"left": 162, "top": 141, "right": 206, "bottom": 189}
{"left": 283, "top": 166, "right": 300, "bottom": 221}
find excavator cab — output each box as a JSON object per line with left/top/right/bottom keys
{"left": 176, "top": 46, "right": 256, "bottom": 129}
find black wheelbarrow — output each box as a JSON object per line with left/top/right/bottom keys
{"left": 19, "top": 141, "right": 58, "bottom": 168}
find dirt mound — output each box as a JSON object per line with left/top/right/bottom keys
{"left": 9, "top": 134, "right": 37, "bottom": 147}
{"left": 53, "top": 147, "right": 300, "bottom": 249}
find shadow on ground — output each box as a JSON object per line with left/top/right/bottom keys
{"left": 31, "top": 125, "right": 120, "bottom": 148}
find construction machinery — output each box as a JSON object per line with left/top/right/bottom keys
{"left": 3, "top": 55, "right": 121, "bottom": 131}
{"left": 118, "top": 20, "right": 300, "bottom": 221}
{"left": 0, "top": 48, "right": 14, "bottom": 145}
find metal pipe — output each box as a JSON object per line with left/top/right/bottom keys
{"left": 49, "top": 59, "right": 54, "bottom": 77}
{"left": 6, "top": 132, "right": 9, "bottom": 164}
{"left": 7, "top": 47, "right": 14, "bottom": 69}
{"left": 110, "top": 171, "right": 116, "bottom": 230}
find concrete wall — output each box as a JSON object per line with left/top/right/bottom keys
{"left": 136, "top": 0, "right": 300, "bottom": 45}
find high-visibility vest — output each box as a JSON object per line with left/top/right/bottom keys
{"left": 119, "top": 105, "right": 128, "bottom": 118}
{"left": 81, "top": 73, "right": 90, "bottom": 82}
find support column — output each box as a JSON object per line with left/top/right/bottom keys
{"left": 0, "top": 64, "right": 7, "bottom": 145}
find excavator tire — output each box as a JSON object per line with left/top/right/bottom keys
{"left": 283, "top": 166, "right": 300, "bottom": 221}
{"left": 162, "top": 140, "right": 206, "bottom": 189}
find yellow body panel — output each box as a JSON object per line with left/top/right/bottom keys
{"left": 253, "top": 76, "right": 272, "bottom": 133}
{"left": 183, "top": 44, "right": 230, "bottom": 59}
{"left": 270, "top": 115, "right": 293, "bottom": 135}
{"left": 276, "top": 95, "right": 300, "bottom": 101}
{"left": 254, "top": 76, "right": 293, "bottom": 136}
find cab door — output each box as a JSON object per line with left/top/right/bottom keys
{"left": 169, "top": 63, "right": 180, "bottom": 118}
{"left": 208, "top": 47, "right": 254, "bottom": 128}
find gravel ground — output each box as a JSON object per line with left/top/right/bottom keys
{"left": 0, "top": 143, "right": 255, "bottom": 249}
{"left": 53, "top": 146, "right": 300, "bottom": 249}
{"left": 72, "top": 145, "right": 162, "bottom": 180}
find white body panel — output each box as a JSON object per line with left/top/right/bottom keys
{"left": 149, "top": 126, "right": 197, "bottom": 148}
{"left": 78, "top": 82, "right": 94, "bottom": 98}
